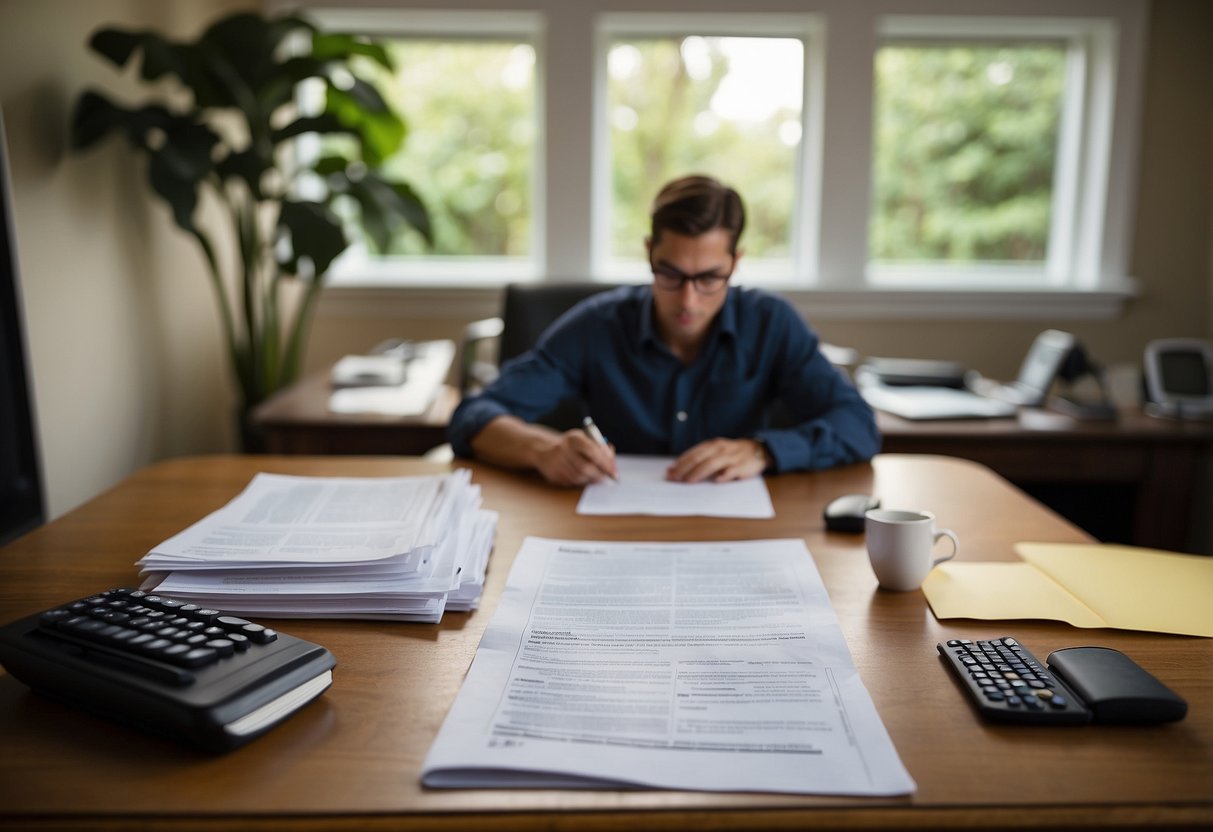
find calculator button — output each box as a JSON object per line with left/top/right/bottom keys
{"left": 179, "top": 647, "right": 219, "bottom": 667}
{"left": 205, "top": 639, "right": 235, "bottom": 657}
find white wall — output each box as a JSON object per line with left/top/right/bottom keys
{"left": 0, "top": 0, "right": 251, "bottom": 519}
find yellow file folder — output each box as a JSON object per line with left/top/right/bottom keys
{"left": 921, "top": 543, "right": 1213, "bottom": 638}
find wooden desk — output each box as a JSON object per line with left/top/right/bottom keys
{"left": 878, "top": 408, "right": 1213, "bottom": 552}
{"left": 250, "top": 371, "right": 459, "bottom": 455}
{"left": 1, "top": 455, "right": 1209, "bottom": 830}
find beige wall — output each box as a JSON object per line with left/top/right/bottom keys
{"left": 1, "top": 0, "right": 1209, "bottom": 533}
{"left": 0, "top": 0, "right": 252, "bottom": 519}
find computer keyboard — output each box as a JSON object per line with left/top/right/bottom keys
{"left": 0, "top": 588, "right": 335, "bottom": 751}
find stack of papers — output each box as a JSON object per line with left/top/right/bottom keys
{"left": 138, "top": 471, "right": 495, "bottom": 622}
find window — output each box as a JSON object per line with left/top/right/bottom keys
{"left": 867, "top": 16, "right": 1129, "bottom": 294}
{"left": 603, "top": 33, "right": 807, "bottom": 276}
{"left": 293, "top": 2, "right": 1146, "bottom": 319}
{"left": 307, "top": 10, "right": 543, "bottom": 285}
{"left": 870, "top": 42, "right": 1066, "bottom": 272}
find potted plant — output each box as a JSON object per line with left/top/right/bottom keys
{"left": 70, "top": 10, "right": 431, "bottom": 446}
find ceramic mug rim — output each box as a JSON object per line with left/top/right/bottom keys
{"left": 865, "top": 508, "right": 935, "bottom": 525}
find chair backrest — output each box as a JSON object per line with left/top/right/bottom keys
{"left": 499, "top": 282, "right": 613, "bottom": 431}
{"left": 499, "top": 282, "right": 613, "bottom": 364}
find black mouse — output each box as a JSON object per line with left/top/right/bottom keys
{"left": 823, "top": 494, "right": 880, "bottom": 533}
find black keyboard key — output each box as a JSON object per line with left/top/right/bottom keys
{"left": 206, "top": 638, "right": 235, "bottom": 657}
{"left": 938, "top": 637, "right": 1091, "bottom": 725}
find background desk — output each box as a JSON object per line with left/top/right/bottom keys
{"left": 251, "top": 371, "right": 459, "bottom": 455}
{"left": 1, "top": 455, "right": 1209, "bottom": 831}
{"left": 250, "top": 372, "right": 1213, "bottom": 552}
{"left": 875, "top": 409, "right": 1213, "bottom": 552}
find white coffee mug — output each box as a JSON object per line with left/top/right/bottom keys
{"left": 864, "top": 509, "right": 959, "bottom": 591}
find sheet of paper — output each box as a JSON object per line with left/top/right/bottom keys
{"left": 328, "top": 339, "right": 454, "bottom": 416}
{"left": 921, "top": 542, "right": 1213, "bottom": 637}
{"left": 576, "top": 455, "right": 775, "bottom": 518}
{"left": 422, "top": 537, "right": 915, "bottom": 796}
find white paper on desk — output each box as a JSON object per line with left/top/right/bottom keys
{"left": 422, "top": 537, "right": 915, "bottom": 796}
{"left": 141, "top": 472, "right": 460, "bottom": 566}
{"left": 576, "top": 455, "right": 775, "bottom": 518}
{"left": 328, "top": 339, "right": 455, "bottom": 416}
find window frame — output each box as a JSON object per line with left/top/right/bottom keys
{"left": 302, "top": 8, "right": 548, "bottom": 288}
{"left": 288, "top": 1, "right": 1147, "bottom": 321}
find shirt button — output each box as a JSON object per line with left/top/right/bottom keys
{"left": 676, "top": 411, "right": 688, "bottom": 422}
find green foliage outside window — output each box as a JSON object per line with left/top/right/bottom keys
{"left": 870, "top": 44, "right": 1066, "bottom": 265}
{"left": 344, "top": 40, "right": 535, "bottom": 257}
{"left": 608, "top": 38, "right": 802, "bottom": 261}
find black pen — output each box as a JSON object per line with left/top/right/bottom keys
{"left": 582, "top": 417, "right": 619, "bottom": 482}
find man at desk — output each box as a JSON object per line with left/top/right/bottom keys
{"left": 448, "top": 175, "right": 879, "bottom": 486}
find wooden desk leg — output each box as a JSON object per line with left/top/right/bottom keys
{"left": 1134, "top": 443, "right": 1198, "bottom": 552}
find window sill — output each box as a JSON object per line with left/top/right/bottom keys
{"left": 315, "top": 279, "right": 1139, "bottom": 321}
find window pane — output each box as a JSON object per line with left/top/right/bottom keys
{"left": 607, "top": 36, "right": 803, "bottom": 261}
{"left": 345, "top": 40, "right": 536, "bottom": 258}
{"left": 870, "top": 44, "right": 1066, "bottom": 266}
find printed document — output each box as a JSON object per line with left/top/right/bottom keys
{"left": 421, "top": 537, "right": 915, "bottom": 795}
{"left": 576, "top": 455, "right": 775, "bottom": 518}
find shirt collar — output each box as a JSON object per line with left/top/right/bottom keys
{"left": 636, "top": 284, "right": 740, "bottom": 353}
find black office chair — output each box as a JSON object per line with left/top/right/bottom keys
{"left": 459, "top": 282, "right": 613, "bottom": 431}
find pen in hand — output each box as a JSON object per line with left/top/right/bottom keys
{"left": 582, "top": 417, "right": 619, "bottom": 482}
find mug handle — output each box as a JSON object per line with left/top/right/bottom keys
{"left": 932, "top": 528, "right": 959, "bottom": 566}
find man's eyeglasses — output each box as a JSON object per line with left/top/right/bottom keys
{"left": 650, "top": 260, "right": 733, "bottom": 295}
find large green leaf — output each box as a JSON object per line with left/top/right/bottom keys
{"left": 272, "top": 114, "right": 355, "bottom": 143}
{"left": 277, "top": 200, "right": 347, "bottom": 277}
{"left": 324, "top": 85, "right": 404, "bottom": 165}
{"left": 216, "top": 148, "right": 270, "bottom": 199}
{"left": 311, "top": 33, "right": 393, "bottom": 70}
{"left": 70, "top": 90, "right": 123, "bottom": 150}
{"left": 336, "top": 172, "right": 433, "bottom": 251}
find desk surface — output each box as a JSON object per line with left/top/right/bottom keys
{"left": 1, "top": 455, "right": 1209, "bottom": 831}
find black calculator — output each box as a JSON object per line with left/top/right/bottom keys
{"left": 938, "top": 636, "right": 1187, "bottom": 725}
{"left": 0, "top": 588, "right": 336, "bottom": 751}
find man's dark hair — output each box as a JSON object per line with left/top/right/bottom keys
{"left": 650, "top": 175, "right": 746, "bottom": 254}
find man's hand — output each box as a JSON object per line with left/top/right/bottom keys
{"left": 469, "top": 415, "right": 619, "bottom": 487}
{"left": 666, "top": 438, "right": 770, "bottom": 483}
{"left": 535, "top": 430, "right": 619, "bottom": 487}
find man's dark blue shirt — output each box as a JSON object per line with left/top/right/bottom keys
{"left": 448, "top": 284, "right": 880, "bottom": 472}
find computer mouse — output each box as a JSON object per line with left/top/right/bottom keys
{"left": 824, "top": 494, "right": 880, "bottom": 533}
